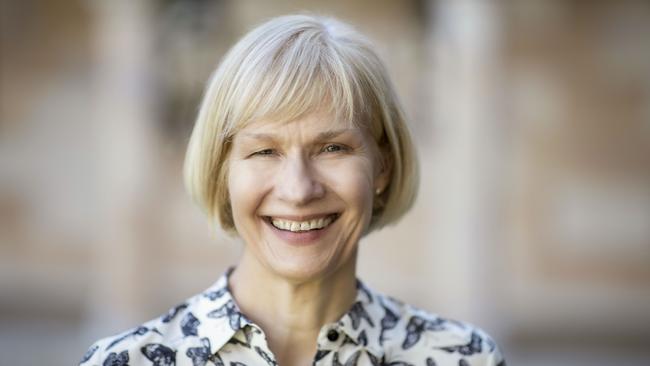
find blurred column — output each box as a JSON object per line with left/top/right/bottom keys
{"left": 84, "top": 0, "right": 158, "bottom": 334}
{"left": 425, "top": 0, "right": 505, "bottom": 327}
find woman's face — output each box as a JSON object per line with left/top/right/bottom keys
{"left": 227, "top": 111, "right": 388, "bottom": 282}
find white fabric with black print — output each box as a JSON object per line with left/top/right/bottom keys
{"left": 80, "top": 271, "right": 506, "bottom": 366}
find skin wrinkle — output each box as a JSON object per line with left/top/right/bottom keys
{"left": 231, "top": 112, "right": 372, "bottom": 278}
{"left": 226, "top": 110, "right": 389, "bottom": 365}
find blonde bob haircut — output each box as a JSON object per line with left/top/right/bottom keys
{"left": 184, "top": 14, "right": 419, "bottom": 235}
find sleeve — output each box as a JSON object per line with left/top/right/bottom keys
{"left": 481, "top": 330, "right": 507, "bottom": 366}
{"left": 486, "top": 345, "right": 506, "bottom": 366}
{"left": 78, "top": 342, "right": 101, "bottom": 366}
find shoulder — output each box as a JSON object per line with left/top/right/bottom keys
{"left": 78, "top": 291, "right": 208, "bottom": 366}
{"left": 373, "top": 292, "right": 506, "bottom": 366}
{"left": 79, "top": 314, "right": 181, "bottom": 366}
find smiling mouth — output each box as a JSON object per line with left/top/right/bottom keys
{"left": 264, "top": 214, "right": 340, "bottom": 233}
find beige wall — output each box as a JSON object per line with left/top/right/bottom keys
{"left": 1, "top": 1, "right": 649, "bottom": 365}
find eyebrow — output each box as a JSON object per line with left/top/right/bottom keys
{"left": 239, "top": 128, "right": 356, "bottom": 142}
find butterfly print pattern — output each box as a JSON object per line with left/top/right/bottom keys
{"left": 441, "top": 332, "right": 482, "bottom": 356}
{"left": 161, "top": 303, "right": 189, "bottom": 323}
{"left": 348, "top": 301, "right": 374, "bottom": 330}
{"left": 141, "top": 344, "right": 176, "bottom": 366}
{"left": 357, "top": 330, "right": 368, "bottom": 346}
{"left": 103, "top": 351, "right": 129, "bottom": 366}
{"left": 379, "top": 302, "right": 400, "bottom": 345}
{"left": 203, "top": 287, "right": 228, "bottom": 301}
{"left": 181, "top": 312, "right": 201, "bottom": 337}
{"left": 79, "top": 272, "right": 505, "bottom": 366}
{"left": 207, "top": 300, "right": 245, "bottom": 331}
{"left": 186, "top": 338, "right": 215, "bottom": 366}
{"left": 402, "top": 315, "right": 446, "bottom": 350}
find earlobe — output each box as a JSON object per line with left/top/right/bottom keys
{"left": 374, "top": 150, "right": 392, "bottom": 195}
{"left": 374, "top": 174, "right": 390, "bottom": 196}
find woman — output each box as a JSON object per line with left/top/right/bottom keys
{"left": 80, "top": 14, "right": 505, "bottom": 366}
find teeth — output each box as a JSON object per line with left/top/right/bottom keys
{"left": 271, "top": 215, "right": 335, "bottom": 232}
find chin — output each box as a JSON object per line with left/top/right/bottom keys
{"left": 264, "top": 249, "right": 356, "bottom": 285}
{"left": 265, "top": 259, "right": 332, "bottom": 284}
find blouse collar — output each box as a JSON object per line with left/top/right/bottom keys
{"left": 186, "top": 271, "right": 471, "bottom": 358}
{"left": 188, "top": 271, "right": 251, "bottom": 354}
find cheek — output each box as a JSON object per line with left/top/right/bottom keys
{"left": 319, "top": 159, "right": 375, "bottom": 210}
{"left": 227, "top": 162, "right": 274, "bottom": 222}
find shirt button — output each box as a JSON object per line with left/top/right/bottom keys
{"left": 327, "top": 329, "right": 339, "bottom": 342}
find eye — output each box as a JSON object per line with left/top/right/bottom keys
{"left": 322, "top": 144, "right": 347, "bottom": 153}
{"left": 251, "top": 148, "right": 275, "bottom": 157}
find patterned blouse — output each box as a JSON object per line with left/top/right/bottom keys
{"left": 79, "top": 272, "right": 506, "bottom": 366}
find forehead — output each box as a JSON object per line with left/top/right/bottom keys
{"left": 235, "top": 111, "right": 366, "bottom": 140}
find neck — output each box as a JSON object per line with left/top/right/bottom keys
{"left": 228, "top": 249, "right": 358, "bottom": 365}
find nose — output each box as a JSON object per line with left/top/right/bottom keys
{"left": 276, "top": 153, "right": 325, "bottom": 205}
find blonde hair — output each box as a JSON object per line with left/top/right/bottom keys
{"left": 184, "top": 14, "right": 419, "bottom": 235}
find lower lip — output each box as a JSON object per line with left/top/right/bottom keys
{"left": 264, "top": 216, "right": 337, "bottom": 245}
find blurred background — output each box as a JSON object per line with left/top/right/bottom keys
{"left": 1, "top": 0, "right": 649, "bottom": 365}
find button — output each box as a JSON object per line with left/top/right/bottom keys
{"left": 326, "top": 329, "right": 339, "bottom": 342}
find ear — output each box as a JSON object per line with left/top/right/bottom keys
{"left": 374, "top": 146, "right": 393, "bottom": 195}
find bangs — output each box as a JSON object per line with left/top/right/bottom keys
{"left": 223, "top": 26, "right": 375, "bottom": 135}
